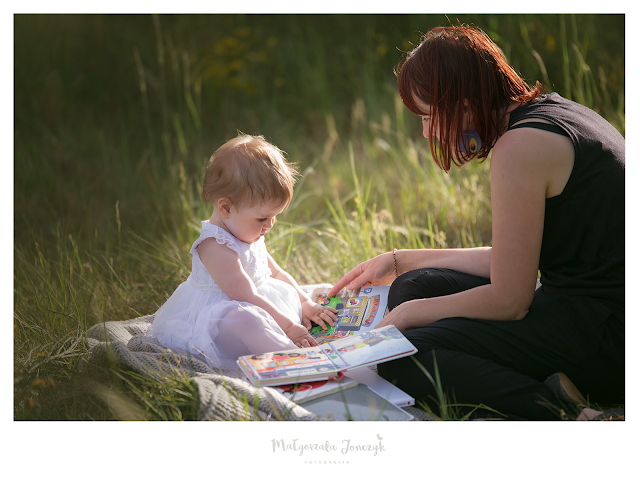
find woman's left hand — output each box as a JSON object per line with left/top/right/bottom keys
{"left": 301, "top": 300, "right": 338, "bottom": 331}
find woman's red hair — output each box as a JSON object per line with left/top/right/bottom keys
{"left": 397, "top": 25, "right": 544, "bottom": 171}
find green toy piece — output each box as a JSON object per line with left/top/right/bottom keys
{"left": 310, "top": 296, "right": 343, "bottom": 334}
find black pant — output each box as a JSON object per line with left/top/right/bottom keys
{"left": 377, "top": 268, "right": 625, "bottom": 420}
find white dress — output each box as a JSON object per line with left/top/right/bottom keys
{"left": 147, "top": 221, "right": 301, "bottom": 370}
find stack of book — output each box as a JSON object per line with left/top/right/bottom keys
{"left": 236, "top": 286, "right": 418, "bottom": 420}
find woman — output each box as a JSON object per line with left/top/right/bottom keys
{"left": 328, "top": 25, "right": 624, "bottom": 420}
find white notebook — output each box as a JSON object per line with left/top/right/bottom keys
{"left": 344, "top": 367, "right": 415, "bottom": 407}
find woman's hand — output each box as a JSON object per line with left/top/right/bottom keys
{"left": 301, "top": 300, "right": 338, "bottom": 331}
{"left": 374, "top": 302, "right": 417, "bottom": 333}
{"left": 327, "top": 251, "right": 397, "bottom": 297}
{"left": 284, "top": 322, "right": 319, "bottom": 348}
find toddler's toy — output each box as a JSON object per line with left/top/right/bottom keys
{"left": 310, "top": 296, "right": 344, "bottom": 334}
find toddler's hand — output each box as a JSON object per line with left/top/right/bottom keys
{"left": 284, "top": 323, "right": 319, "bottom": 348}
{"left": 301, "top": 300, "right": 338, "bottom": 331}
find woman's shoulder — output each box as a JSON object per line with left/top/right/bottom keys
{"left": 497, "top": 106, "right": 574, "bottom": 158}
{"left": 507, "top": 93, "right": 572, "bottom": 124}
{"left": 493, "top": 118, "right": 575, "bottom": 199}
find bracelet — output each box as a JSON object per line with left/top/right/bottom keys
{"left": 393, "top": 248, "right": 399, "bottom": 278}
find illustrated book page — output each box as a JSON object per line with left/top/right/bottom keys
{"left": 237, "top": 325, "right": 416, "bottom": 387}
{"left": 309, "top": 285, "right": 390, "bottom": 345}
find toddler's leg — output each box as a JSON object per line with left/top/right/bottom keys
{"left": 215, "top": 303, "right": 297, "bottom": 360}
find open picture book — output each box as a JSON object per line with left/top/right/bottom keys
{"left": 237, "top": 324, "right": 417, "bottom": 387}
{"left": 308, "top": 285, "right": 391, "bottom": 344}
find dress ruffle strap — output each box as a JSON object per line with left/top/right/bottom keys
{"left": 190, "top": 222, "right": 243, "bottom": 256}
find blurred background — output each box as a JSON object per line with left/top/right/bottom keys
{"left": 14, "top": 14, "right": 624, "bottom": 419}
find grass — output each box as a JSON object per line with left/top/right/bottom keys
{"left": 13, "top": 14, "right": 624, "bottom": 421}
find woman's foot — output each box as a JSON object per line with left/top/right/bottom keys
{"left": 576, "top": 408, "right": 602, "bottom": 421}
{"left": 543, "top": 372, "right": 588, "bottom": 418}
{"left": 544, "top": 372, "right": 624, "bottom": 420}
{"left": 578, "top": 407, "right": 625, "bottom": 421}
{"left": 556, "top": 372, "right": 587, "bottom": 405}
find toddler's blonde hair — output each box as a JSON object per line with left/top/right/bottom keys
{"left": 202, "top": 134, "right": 298, "bottom": 208}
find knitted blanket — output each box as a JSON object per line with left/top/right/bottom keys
{"left": 83, "top": 283, "right": 435, "bottom": 421}
{"left": 84, "top": 284, "right": 337, "bottom": 421}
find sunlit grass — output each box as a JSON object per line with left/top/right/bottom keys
{"left": 14, "top": 14, "right": 624, "bottom": 420}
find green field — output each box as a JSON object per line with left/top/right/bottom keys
{"left": 14, "top": 14, "right": 624, "bottom": 420}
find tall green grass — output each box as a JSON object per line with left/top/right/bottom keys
{"left": 14, "top": 14, "right": 624, "bottom": 420}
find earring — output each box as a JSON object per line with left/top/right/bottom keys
{"left": 459, "top": 130, "right": 482, "bottom": 156}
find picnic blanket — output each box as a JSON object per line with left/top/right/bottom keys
{"left": 83, "top": 284, "right": 434, "bottom": 421}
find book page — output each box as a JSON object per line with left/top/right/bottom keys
{"left": 309, "top": 285, "right": 390, "bottom": 345}
{"left": 326, "top": 325, "right": 416, "bottom": 369}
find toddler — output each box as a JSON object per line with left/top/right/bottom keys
{"left": 147, "top": 134, "right": 338, "bottom": 370}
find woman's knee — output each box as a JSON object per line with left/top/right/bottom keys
{"left": 388, "top": 269, "right": 436, "bottom": 310}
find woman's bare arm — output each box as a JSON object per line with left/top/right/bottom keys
{"left": 395, "top": 247, "right": 492, "bottom": 278}
{"left": 376, "top": 126, "right": 573, "bottom": 330}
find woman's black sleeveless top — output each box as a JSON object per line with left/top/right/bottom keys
{"left": 506, "top": 93, "right": 625, "bottom": 313}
